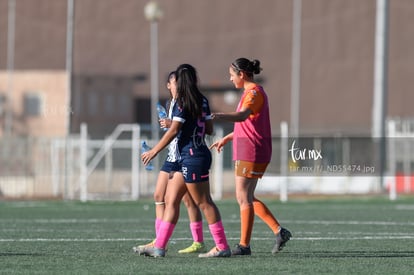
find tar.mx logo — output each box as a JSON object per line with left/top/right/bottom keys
{"left": 289, "top": 140, "right": 323, "bottom": 163}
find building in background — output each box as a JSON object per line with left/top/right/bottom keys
{"left": 1, "top": 0, "right": 413, "bottom": 138}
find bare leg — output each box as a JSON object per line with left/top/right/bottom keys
{"left": 153, "top": 171, "right": 169, "bottom": 226}
{"left": 162, "top": 172, "right": 188, "bottom": 224}
{"left": 186, "top": 181, "right": 220, "bottom": 224}
{"left": 182, "top": 192, "right": 202, "bottom": 223}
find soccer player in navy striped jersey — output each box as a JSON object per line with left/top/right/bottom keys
{"left": 134, "top": 71, "right": 206, "bottom": 254}
{"left": 140, "top": 64, "right": 230, "bottom": 258}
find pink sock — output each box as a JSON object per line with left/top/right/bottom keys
{"left": 155, "top": 218, "right": 162, "bottom": 238}
{"left": 154, "top": 221, "right": 175, "bottom": 249}
{"left": 190, "top": 221, "right": 204, "bottom": 243}
{"left": 208, "top": 220, "right": 229, "bottom": 251}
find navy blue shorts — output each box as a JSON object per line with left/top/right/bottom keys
{"left": 160, "top": 161, "right": 181, "bottom": 173}
{"left": 180, "top": 146, "right": 212, "bottom": 183}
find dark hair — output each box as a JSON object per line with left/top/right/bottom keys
{"left": 167, "top": 71, "right": 176, "bottom": 83}
{"left": 231, "top": 58, "right": 262, "bottom": 78}
{"left": 165, "top": 71, "right": 177, "bottom": 110}
{"left": 175, "top": 64, "right": 203, "bottom": 119}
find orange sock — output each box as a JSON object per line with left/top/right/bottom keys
{"left": 253, "top": 198, "right": 281, "bottom": 234}
{"left": 240, "top": 205, "right": 254, "bottom": 247}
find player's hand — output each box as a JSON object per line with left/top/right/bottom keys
{"left": 159, "top": 118, "right": 171, "bottom": 129}
{"left": 209, "top": 139, "right": 225, "bottom": 153}
{"left": 141, "top": 150, "right": 156, "bottom": 165}
{"left": 211, "top": 113, "right": 222, "bottom": 120}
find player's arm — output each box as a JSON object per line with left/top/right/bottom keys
{"left": 212, "top": 107, "right": 251, "bottom": 122}
{"left": 141, "top": 120, "right": 181, "bottom": 165}
{"left": 209, "top": 132, "right": 233, "bottom": 153}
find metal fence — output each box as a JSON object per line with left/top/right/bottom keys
{"left": 0, "top": 123, "right": 227, "bottom": 201}
{"left": 1, "top": 121, "right": 413, "bottom": 201}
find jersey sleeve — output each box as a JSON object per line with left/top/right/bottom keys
{"left": 172, "top": 103, "right": 185, "bottom": 123}
{"left": 241, "top": 88, "right": 264, "bottom": 115}
{"left": 203, "top": 97, "right": 212, "bottom": 120}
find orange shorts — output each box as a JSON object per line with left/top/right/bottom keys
{"left": 235, "top": 160, "right": 269, "bottom": 179}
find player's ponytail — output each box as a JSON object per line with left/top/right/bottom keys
{"left": 175, "top": 64, "right": 203, "bottom": 119}
{"left": 231, "top": 58, "right": 262, "bottom": 78}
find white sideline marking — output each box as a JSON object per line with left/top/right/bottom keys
{"left": 0, "top": 218, "right": 140, "bottom": 223}
{"left": 395, "top": 204, "right": 414, "bottom": 210}
{"left": 0, "top": 238, "right": 140, "bottom": 242}
{"left": 1, "top": 235, "right": 414, "bottom": 242}
{"left": 294, "top": 236, "right": 414, "bottom": 240}
{"left": 285, "top": 220, "right": 414, "bottom": 226}
{"left": 2, "top": 218, "right": 414, "bottom": 226}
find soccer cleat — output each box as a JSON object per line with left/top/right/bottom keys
{"left": 231, "top": 244, "right": 251, "bottom": 256}
{"left": 132, "top": 239, "right": 155, "bottom": 255}
{"left": 140, "top": 246, "right": 166, "bottom": 258}
{"left": 178, "top": 241, "right": 206, "bottom": 254}
{"left": 198, "top": 246, "right": 231, "bottom": 258}
{"left": 272, "top": 227, "right": 292, "bottom": 254}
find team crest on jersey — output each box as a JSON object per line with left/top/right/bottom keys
{"left": 250, "top": 90, "right": 257, "bottom": 104}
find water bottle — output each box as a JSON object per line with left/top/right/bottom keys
{"left": 157, "top": 102, "right": 168, "bottom": 131}
{"left": 141, "top": 140, "right": 154, "bottom": 171}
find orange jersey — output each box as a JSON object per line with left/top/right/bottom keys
{"left": 233, "top": 84, "right": 272, "bottom": 163}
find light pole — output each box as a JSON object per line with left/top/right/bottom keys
{"left": 372, "top": 0, "right": 389, "bottom": 193}
{"left": 5, "top": 0, "right": 16, "bottom": 137}
{"left": 144, "top": 1, "right": 163, "bottom": 141}
{"left": 290, "top": 0, "right": 302, "bottom": 138}
{"left": 66, "top": 0, "right": 74, "bottom": 136}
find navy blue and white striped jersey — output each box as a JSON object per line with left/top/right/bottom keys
{"left": 166, "top": 98, "right": 180, "bottom": 162}
{"left": 172, "top": 96, "right": 212, "bottom": 152}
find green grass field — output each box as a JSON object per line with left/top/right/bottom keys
{"left": 1, "top": 196, "right": 414, "bottom": 274}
